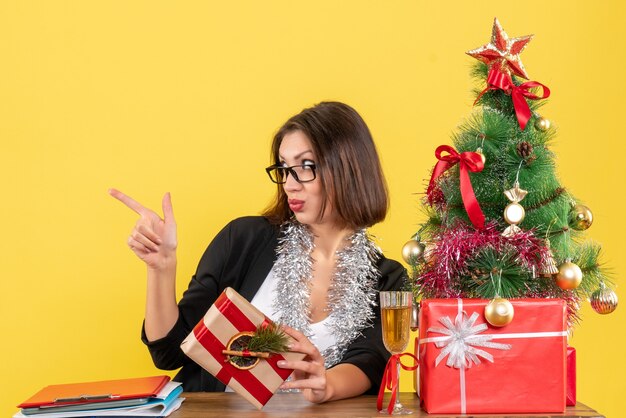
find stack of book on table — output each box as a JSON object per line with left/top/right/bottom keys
{"left": 14, "top": 375, "right": 184, "bottom": 417}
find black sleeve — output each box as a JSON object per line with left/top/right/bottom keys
{"left": 335, "top": 256, "right": 408, "bottom": 394}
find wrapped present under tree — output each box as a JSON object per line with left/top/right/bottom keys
{"left": 418, "top": 299, "right": 567, "bottom": 414}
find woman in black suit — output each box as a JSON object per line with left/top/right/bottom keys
{"left": 110, "top": 101, "right": 407, "bottom": 403}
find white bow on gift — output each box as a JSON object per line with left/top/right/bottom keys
{"left": 427, "top": 311, "right": 511, "bottom": 368}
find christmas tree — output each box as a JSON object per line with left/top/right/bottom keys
{"left": 405, "top": 18, "right": 618, "bottom": 327}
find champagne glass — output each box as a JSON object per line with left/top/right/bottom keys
{"left": 380, "top": 291, "right": 412, "bottom": 415}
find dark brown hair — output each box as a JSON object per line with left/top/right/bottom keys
{"left": 262, "top": 101, "right": 389, "bottom": 229}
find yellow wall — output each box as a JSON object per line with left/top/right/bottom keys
{"left": 1, "top": 2, "right": 624, "bottom": 416}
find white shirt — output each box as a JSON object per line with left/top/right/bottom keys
{"left": 250, "top": 267, "right": 337, "bottom": 354}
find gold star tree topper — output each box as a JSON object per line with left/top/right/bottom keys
{"left": 466, "top": 18, "right": 534, "bottom": 79}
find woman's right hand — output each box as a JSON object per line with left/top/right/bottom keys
{"left": 109, "top": 188, "right": 178, "bottom": 271}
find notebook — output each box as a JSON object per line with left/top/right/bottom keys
{"left": 18, "top": 375, "right": 170, "bottom": 409}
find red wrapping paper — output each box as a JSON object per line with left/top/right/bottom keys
{"left": 180, "top": 287, "right": 305, "bottom": 409}
{"left": 418, "top": 298, "right": 567, "bottom": 414}
{"left": 567, "top": 346, "right": 577, "bottom": 406}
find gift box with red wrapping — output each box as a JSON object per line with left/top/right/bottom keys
{"left": 567, "top": 346, "right": 576, "bottom": 406}
{"left": 180, "top": 287, "right": 305, "bottom": 409}
{"left": 417, "top": 298, "right": 567, "bottom": 414}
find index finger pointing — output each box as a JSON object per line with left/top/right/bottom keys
{"left": 108, "top": 188, "right": 148, "bottom": 215}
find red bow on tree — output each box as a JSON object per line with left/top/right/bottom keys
{"left": 426, "top": 145, "right": 485, "bottom": 229}
{"left": 477, "top": 67, "right": 550, "bottom": 130}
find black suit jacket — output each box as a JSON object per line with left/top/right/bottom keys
{"left": 142, "top": 216, "right": 407, "bottom": 394}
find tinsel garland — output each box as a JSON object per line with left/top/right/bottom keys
{"left": 271, "top": 220, "right": 380, "bottom": 367}
{"left": 416, "top": 221, "right": 582, "bottom": 327}
{"left": 417, "top": 222, "right": 547, "bottom": 297}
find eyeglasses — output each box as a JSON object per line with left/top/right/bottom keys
{"left": 265, "top": 162, "right": 317, "bottom": 184}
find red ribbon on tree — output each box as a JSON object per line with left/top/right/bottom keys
{"left": 476, "top": 67, "right": 550, "bottom": 130}
{"left": 427, "top": 145, "right": 485, "bottom": 229}
{"left": 377, "top": 352, "right": 419, "bottom": 414}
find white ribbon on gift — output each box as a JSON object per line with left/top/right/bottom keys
{"left": 419, "top": 299, "right": 568, "bottom": 414}
{"left": 426, "top": 310, "right": 512, "bottom": 368}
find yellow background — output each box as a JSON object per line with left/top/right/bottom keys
{"left": 1, "top": 1, "right": 624, "bottom": 416}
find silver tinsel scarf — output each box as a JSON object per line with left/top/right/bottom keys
{"left": 271, "top": 220, "right": 381, "bottom": 367}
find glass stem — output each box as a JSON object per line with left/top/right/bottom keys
{"left": 394, "top": 361, "right": 402, "bottom": 410}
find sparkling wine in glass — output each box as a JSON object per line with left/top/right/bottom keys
{"left": 380, "top": 291, "right": 412, "bottom": 415}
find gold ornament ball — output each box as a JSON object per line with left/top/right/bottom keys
{"left": 535, "top": 117, "right": 551, "bottom": 131}
{"left": 569, "top": 204, "right": 593, "bottom": 231}
{"left": 555, "top": 261, "right": 583, "bottom": 290}
{"left": 476, "top": 147, "right": 487, "bottom": 165}
{"left": 504, "top": 202, "right": 525, "bottom": 225}
{"left": 484, "top": 298, "right": 514, "bottom": 327}
{"left": 590, "top": 287, "right": 618, "bottom": 314}
{"left": 402, "top": 240, "right": 426, "bottom": 264}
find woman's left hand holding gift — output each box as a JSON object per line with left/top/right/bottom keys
{"left": 277, "top": 326, "right": 329, "bottom": 403}
{"left": 278, "top": 326, "right": 372, "bottom": 403}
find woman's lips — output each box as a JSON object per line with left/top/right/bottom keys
{"left": 288, "top": 199, "right": 304, "bottom": 212}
